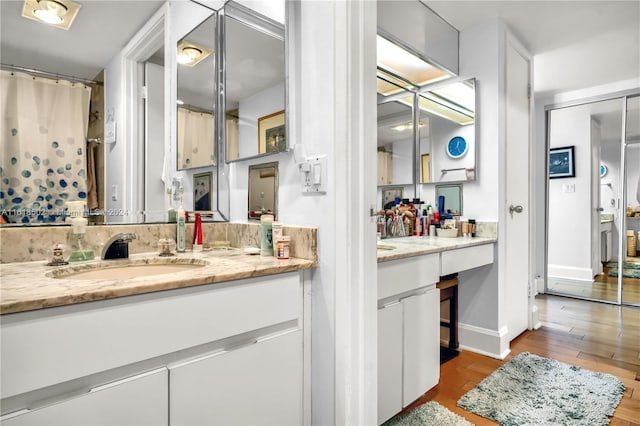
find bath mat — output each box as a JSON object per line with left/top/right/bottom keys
{"left": 457, "top": 352, "right": 624, "bottom": 426}
{"left": 383, "top": 401, "right": 474, "bottom": 426}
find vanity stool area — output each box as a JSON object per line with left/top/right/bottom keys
{"left": 376, "top": 236, "right": 495, "bottom": 425}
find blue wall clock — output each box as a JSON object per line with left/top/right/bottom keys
{"left": 600, "top": 163, "right": 607, "bottom": 178}
{"left": 446, "top": 136, "right": 468, "bottom": 159}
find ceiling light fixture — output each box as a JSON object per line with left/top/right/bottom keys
{"left": 22, "top": 0, "right": 81, "bottom": 30}
{"left": 176, "top": 41, "right": 212, "bottom": 67}
{"left": 391, "top": 121, "right": 426, "bottom": 132}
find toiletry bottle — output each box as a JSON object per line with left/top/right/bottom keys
{"left": 415, "top": 208, "right": 422, "bottom": 236}
{"left": 260, "top": 214, "right": 274, "bottom": 256}
{"left": 272, "top": 221, "right": 283, "bottom": 257}
{"left": 177, "top": 188, "right": 185, "bottom": 252}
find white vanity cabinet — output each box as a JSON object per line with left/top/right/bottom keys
{"left": 1, "top": 272, "right": 306, "bottom": 426}
{"left": 1, "top": 369, "right": 168, "bottom": 426}
{"left": 377, "top": 254, "right": 440, "bottom": 425}
{"left": 170, "top": 330, "right": 302, "bottom": 425}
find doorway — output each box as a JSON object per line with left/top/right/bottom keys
{"left": 545, "top": 92, "right": 640, "bottom": 306}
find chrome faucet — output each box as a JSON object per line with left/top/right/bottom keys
{"left": 102, "top": 233, "right": 137, "bottom": 260}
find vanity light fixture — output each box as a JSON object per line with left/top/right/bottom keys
{"left": 177, "top": 41, "right": 212, "bottom": 67}
{"left": 418, "top": 81, "right": 475, "bottom": 126}
{"left": 377, "top": 34, "right": 451, "bottom": 91}
{"left": 391, "top": 121, "right": 426, "bottom": 132}
{"left": 22, "top": 0, "right": 81, "bottom": 30}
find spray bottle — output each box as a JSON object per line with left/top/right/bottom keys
{"left": 177, "top": 186, "right": 185, "bottom": 253}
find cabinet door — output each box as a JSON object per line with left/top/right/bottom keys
{"left": 170, "top": 330, "right": 302, "bottom": 425}
{"left": 2, "top": 369, "right": 168, "bottom": 426}
{"left": 403, "top": 289, "right": 440, "bottom": 406}
{"left": 377, "top": 302, "right": 403, "bottom": 425}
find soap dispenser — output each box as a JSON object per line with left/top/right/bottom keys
{"left": 176, "top": 187, "right": 186, "bottom": 253}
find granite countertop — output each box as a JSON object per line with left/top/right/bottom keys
{"left": 377, "top": 235, "right": 497, "bottom": 263}
{"left": 0, "top": 250, "right": 316, "bottom": 315}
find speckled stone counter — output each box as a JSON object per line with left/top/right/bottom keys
{"left": 1, "top": 249, "right": 315, "bottom": 315}
{"left": 377, "top": 235, "right": 496, "bottom": 263}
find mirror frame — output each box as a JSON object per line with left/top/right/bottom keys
{"left": 221, "top": 1, "right": 288, "bottom": 164}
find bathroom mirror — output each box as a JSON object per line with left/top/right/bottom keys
{"left": 419, "top": 78, "right": 476, "bottom": 183}
{"left": 436, "top": 183, "right": 463, "bottom": 215}
{"left": 224, "top": 2, "right": 286, "bottom": 162}
{"left": 248, "top": 162, "right": 278, "bottom": 220}
{"left": 0, "top": 1, "right": 167, "bottom": 225}
{"left": 377, "top": 81, "right": 416, "bottom": 187}
{"left": 176, "top": 13, "right": 217, "bottom": 170}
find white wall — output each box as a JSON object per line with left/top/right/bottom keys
{"left": 601, "top": 139, "right": 622, "bottom": 259}
{"left": 547, "top": 106, "right": 592, "bottom": 280}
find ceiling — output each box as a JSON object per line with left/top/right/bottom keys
{"left": 1, "top": 1, "right": 637, "bottom": 97}
{"left": 0, "top": 0, "right": 165, "bottom": 80}
{"left": 425, "top": 1, "right": 640, "bottom": 98}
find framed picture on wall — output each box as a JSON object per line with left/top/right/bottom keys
{"left": 193, "top": 172, "right": 212, "bottom": 212}
{"left": 258, "top": 110, "right": 286, "bottom": 154}
{"left": 549, "top": 146, "right": 575, "bottom": 179}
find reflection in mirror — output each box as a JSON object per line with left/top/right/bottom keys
{"left": 377, "top": 78, "right": 416, "bottom": 187}
{"left": 419, "top": 78, "right": 476, "bottom": 183}
{"left": 224, "top": 2, "right": 286, "bottom": 162}
{"left": 0, "top": 1, "right": 165, "bottom": 226}
{"left": 436, "top": 183, "right": 463, "bottom": 215}
{"left": 248, "top": 162, "right": 278, "bottom": 220}
{"left": 176, "top": 13, "right": 216, "bottom": 171}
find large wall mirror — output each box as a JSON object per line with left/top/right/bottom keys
{"left": 419, "top": 78, "right": 476, "bottom": 183}
{"left": 176, "top": 13, "right": 217, "bottom": 171}
{"left": 0, "top": 1, "right": 167, "bottom": 225}
{"left": 224, "top": 2, "right": 286, "bottom": 162}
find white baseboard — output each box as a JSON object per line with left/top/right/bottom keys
{"left": 458, "top": 323, "right": 511, "bottom": 360}
{"left": 548, "top": 265, "right": 594, "bottom": 282}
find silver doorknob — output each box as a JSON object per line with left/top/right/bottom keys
{"left": 509, "top": 205, "right": 523, "bottom": 215}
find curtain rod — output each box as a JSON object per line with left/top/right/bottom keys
{"left": 0, "top": 63, "right": 103, "bottom": 86}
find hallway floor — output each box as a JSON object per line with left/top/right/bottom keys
{"left": 406, "top": 294, "right": 640, "bottom": 425}
{"left": 547, "top": 258, "right": 640, "bottom": 305}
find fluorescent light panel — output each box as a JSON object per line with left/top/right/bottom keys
{"left": 418, "top": 95, "right": 474, "bottom": 125}
{"left": 377, "top": 35, "right": 451, "bottom": 88}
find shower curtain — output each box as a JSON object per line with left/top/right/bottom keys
{"left": 177, "top": 106, "right": 214, "bottom": 169}
{"left": 0, "top": 70, "right": 91, "bottom": 223}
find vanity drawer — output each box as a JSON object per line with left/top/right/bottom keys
{"left": 378, "top": 254, "right": 439, "bottom": 300}
{"left": 1, "top": 272, "right": 302, "bottom": 399}
{"left": 440, "top": 244, "right": 494, "bottom": 276}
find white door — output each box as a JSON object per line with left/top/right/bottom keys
{"left": 169, "top": 331, "right": 303, "bottom": 426}
{"left": 505, "top": 38, "right": 532, "bottom": 341}
{"left": 377, "top": 302, "right": 403, "bottom": 425}
{"left": 402, "top": 289, "right": 439, "bottom": 408}
{"left": 2, "top": 369, "right": 168, "bottom": 426}
{"left": 144, "top": 62, "right": 165, "bottom": 223}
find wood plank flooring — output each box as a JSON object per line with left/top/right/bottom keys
{"left": 404, "top": 294, "right": 640, "bottom": 425}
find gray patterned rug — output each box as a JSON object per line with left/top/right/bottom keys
{"left": 383, "top": 401, "right": 474, "bottom": 426}
{"left": 457, "top": 352, "right": 625, "bottom": 426}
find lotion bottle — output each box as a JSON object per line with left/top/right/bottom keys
{"left": 177, "top": 187, "right": 186, "bottom": 252}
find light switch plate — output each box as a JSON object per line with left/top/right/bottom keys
{"left": 302, "top": 155, "right": 327, "bottom": 194}
{"left": 562, "top": 183, "right": 575, "bottom": 193}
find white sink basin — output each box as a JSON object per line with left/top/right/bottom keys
{"left": 48, "top": 258, "right": 208, "bottom": 280}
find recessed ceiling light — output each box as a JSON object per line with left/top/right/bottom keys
{"left": 177, "top": 41, "right": 212, "bottom": 67}
{"left": 22, "top": 0, "right": 81, "bottom": 30}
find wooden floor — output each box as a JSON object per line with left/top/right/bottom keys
{"left": 547, "top": 258, "right": 640, "bottom": 305}
{"left": 405, "top": 294, "right": 640, "bottom": 425}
